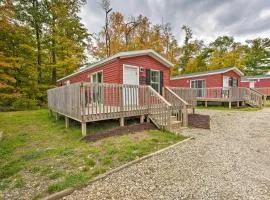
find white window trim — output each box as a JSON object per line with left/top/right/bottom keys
{"left": 223, "top": 76, "right": 230, "bottom": 88}
{"left": 150, "top": 69, "right": 161, "bottom": 93}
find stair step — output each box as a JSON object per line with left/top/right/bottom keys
{"left": 170, "top": 116, "right": 177, "bottom": 121}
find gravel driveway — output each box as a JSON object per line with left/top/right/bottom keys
{"left": 63, "top": 108, "right": 270, "bottom": 200}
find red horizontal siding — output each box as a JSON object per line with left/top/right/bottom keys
{"left": 58, "top": 55, "right": 171, "bottom": 87}
{"left": 170, "top": 70, "right": 241, "bottom": 88}
{"left": 240, "top": 78, "right": 270, "bottom": 88}
{"left": 119, "top": 55, "right": 170, "bottom": 86}
{"left": 255, "top": 79, "right": 270, "bottom": 87}
{"left": 58, "top": 59, "right": 121, "bottom": 86}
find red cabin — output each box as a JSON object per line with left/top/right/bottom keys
{"left": 240, "top": 75, "right": 270, "bottom": 97}
{"left": 170, "top": 67, "right": 244, "bottom": 89}
{"left": 57, "top": 49, "right": 173, "bottom": 95}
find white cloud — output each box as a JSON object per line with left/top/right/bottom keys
{"left": 80, "top": 0, "right": 270, "bottom": 46}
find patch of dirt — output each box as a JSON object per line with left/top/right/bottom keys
{"left": 85, "top": 123, "right": 157, "bottom": 142}
{"left": 188, "top": 114, "right": 210, "bottom": 129}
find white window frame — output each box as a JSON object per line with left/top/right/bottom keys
{"left": 150, "top": 69, "right": 160, "bottom": 93}
{"left": 91, "top": 70, "right": 103, "bottom": 84}
{"left": 190, "top": 79, "right": 206, "bottom": 88}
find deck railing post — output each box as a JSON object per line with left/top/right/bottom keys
{"left": 81, "top": 122, "right": 87, "bottom": 137}
{"left": 65, "top": 116, "right": 69, "bottom": 129}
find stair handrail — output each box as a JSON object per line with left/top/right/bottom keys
{"left": 168, "top": 87, "right": 197, "bottom": 107}
{"left": 147, "top": 86, "right": 172, "bottom": 130}
{"left": 164, "top": 87, "right": 188, "bottom": 126}
{"left": 250, "top": 88, "right": 264, "bottom": 96}
{"left": 164, "top": 87, "right": 189, "bottom": 106}
{"left": 247, "top": 89, "right": 263, "bottom": 108}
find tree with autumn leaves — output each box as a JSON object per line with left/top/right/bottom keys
{"left": 89, "top": 11, "right": 180, "bottom": 74}
{"left": 0, "top": 0, "right": 89, "bottom": 110}
{"left": 0, "top": 0, "right": 269, "bottom": 110}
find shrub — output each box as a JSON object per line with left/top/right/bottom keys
{"left": 12, "top": 97, "right": 38, "bottom": 110}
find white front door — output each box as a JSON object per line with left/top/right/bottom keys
{"left": 223, "top": 76, "right": 229, "bottom": 88}
{"left": 249, "top": 81, "right": 255, "bottom": 88}
{"left": 123, "top": 65, "right": 139, "bottom": 106}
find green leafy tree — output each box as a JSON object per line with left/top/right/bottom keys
{"left": 245, "top": 38, "right": 270, "bottom": 75}
{"left": 0, "top": 1, "right": 36, "bottom": 107}
{"left": 44, "top": 0, "right": 89, "bottom": 83}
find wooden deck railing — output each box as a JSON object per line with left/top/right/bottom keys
{"left": 48, "top": 82, "right": 178, "bottom": 130}
{"left": 81, "top": 83, "right": 149, "bottom": 122}
{"left": 47, "top": 82, "right": 82, "bottom": 121}
{"left": 168, "top": 87, "right": 197, "bottom": 108}
{"left": 254, "top": 87, "right": 270, "bottom": 97}
{"left": 190, "top": 87, "right": 263, "bottom": 108}
{"left": 164, "top": 87, "right": 188, "bottom": 126}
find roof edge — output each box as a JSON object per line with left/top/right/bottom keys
{"left": 171, "top": 67, "right": 244, "bottom": 80}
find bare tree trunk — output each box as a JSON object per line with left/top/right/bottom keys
{"left": 32, "top": 0, "right": 42, "bottom": 83}
{"left": 51, "top": 17, "right": 57, "bottom": 84}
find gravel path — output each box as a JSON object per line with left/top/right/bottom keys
{"left": 63, "top": 108, "right": 270, "bottom": 200}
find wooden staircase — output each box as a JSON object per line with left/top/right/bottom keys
{"left": 147, "top": 86, "right": 190, "bottom": 134}
{"left": 244, "top": 88, "right": 264, "bottom": 108}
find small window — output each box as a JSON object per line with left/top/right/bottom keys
{"left": 232, "top": 78, "right": 238, "bottom": 87}
{"left": 92, "top": 71, "right": 103, "bottom": 84}
{"left": 190, "top": 80, "right": 205, "bottom": 88}
{"left": 150, "top": 70, "right": 160, "bottom": 93}
{"left": 190, "top": 80, "right": 206, "bottom": 97}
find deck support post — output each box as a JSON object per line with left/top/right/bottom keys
{"left": 182, "top": 105, "right": 188, "bottom": 127}
{"left": 236, "top": 101, "right": 239, "bottom": 108}
{"left": 229, "top": 101, "right": 232, "bottom": 109}
{"left": 192, "top": 107, "right": 195, "bottom": 114}
{"left": 81, "top": 122, "right": 87, "bottom": 137}
{"left": 140, "top": 115, "right": 145, "bottom": 124}
{"left": 65, "top": 116, "right": 69, "bottom": 129}
{"left": 146, "top": 115, "right": 150, "bottom": 123}
{"left": 120, "top": 117, "right": 124, "bottom": 127}
{"left": 55, "top": 112, "right": 59, "bottom": 121}
{"left": 49, "top": 109, "right": 53, "bottom": 117}
{"left": 205, "top": 101, "right": 208, "bottom": 107}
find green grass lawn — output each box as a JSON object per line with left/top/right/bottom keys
{"left": 0, "top": 109, "right": 186, "bottom": 199}
{"left": 265, "top": 100, "right": 270, "bottom": 107}
{"left": 197, "top": 105, "right": 261, "bottom": 111}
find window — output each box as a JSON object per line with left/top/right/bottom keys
{"left": 190, "top": 80, "right": 206, "bottom": 97}
{"left": 91, "top": 71, "right": 103, "bottom": 84}
{"left": 228, "top": 77, "right": 238, "bottom": 87}
{"left": 150, "top": 70, "right": 160, "bottom": 93}
{"left": 91, "top": 71, "right": 103, "bottom": 103}
{"left": 190, "top": 80, "right": 206, "bottom": 88}
{"left": 232, "top": 78, "right": 238, "bottom": 87}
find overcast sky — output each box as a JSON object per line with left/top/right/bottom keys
{"left": 80, "top": 0, "right": 270, "bottom": 45}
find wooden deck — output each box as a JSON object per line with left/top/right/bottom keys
{"left": 193, "top": 87, "right": 263, "bottom": 108}
{"left": 47, "top": 83, "right": 196, "bottom": 136}
{"left": 47, "top": 83, "right": 264, "bottom": 136}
